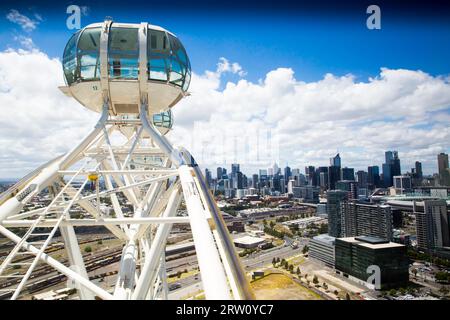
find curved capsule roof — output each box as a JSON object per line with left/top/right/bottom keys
{"left": 61, "top": 21, "right": 191, "bottom": 115}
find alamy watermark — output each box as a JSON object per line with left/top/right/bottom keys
{"left": 366, "top": 5, "right": 381, "bottom": 30}
{"left": 367, "top": 264, "right": 381, "bottom": 289}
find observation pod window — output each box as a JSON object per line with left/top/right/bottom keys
{"left": 152, "top": 110, "right": 173, "bottom": 130}
{"left": 108, "top": 27, "right": 139, "bottom": 79}
{"left": 146, "top": 29, "right": 191, "bottom": 91}
{"left": 168, "top": 34, "right": 191, "bottom": 90}
{"left": 77, "top": 27, "right": 101, "bottom": 82}
{"left": 147, "top": 29, "right": 170, "bottom": 82}
{"left": 63, "top": 30, "right": 81, "bottom": 85}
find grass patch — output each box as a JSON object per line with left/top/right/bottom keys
{"left": 251, "top": 273, "right": 323, "bottom": 300}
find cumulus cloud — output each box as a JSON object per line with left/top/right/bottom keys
{"left": 0, "top": 47, "right": 448, "bottom": 178}
{"left": 6, "top": 9, "right": 40, "bottom": 32}
{"left": 170, "top": 65, "right": 450, "bottom": 175}
{"left": 0, "top": 49, "right": 97, "bottom": 178}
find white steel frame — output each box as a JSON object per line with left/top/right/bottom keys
{"left": 0, "top": 19, "right": 253, "bottom": 300}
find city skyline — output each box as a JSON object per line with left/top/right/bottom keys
{"left": 202, "top": 151, "right": 448, "bottom": 179}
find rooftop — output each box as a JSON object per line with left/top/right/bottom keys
{"left": 339, "top": 237, "right": 405, "bottom": 249}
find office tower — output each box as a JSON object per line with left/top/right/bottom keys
{"left": 315, "top": 166, "right": 328, "bottom": 188}
{"left": 242, "top": 174, "right": 248, "bottom": 188}
{"left": 383, "top": 151, "right": 401, "bottom": 187}
{"left": 340, "top": 202, "right": 393, "bottom": 240}
{"left": 216, "top": 167, "right": 223, "bottom": 180}
{"left": 330, "top": 153, "right": 341, "bottom": 167}
{"left": 305, "top": 166, "right": 316, "bottom": 186}
{"left": 367, "top": 166, "right": 381, "bottom": 189}
{"left": 232, "top": 171, "right": 243, "bottom": 189}
{"left": 222, "top": 168, "right": 227, "bottom": 176}
{"left": 267, "top": 167, "right": 273, "bottom": 176}
{"left": 252, "top": 174, "right": 259, "bottom": 189}
{"left": 415, "top": 199, "right": 450, "bottom": 252}
{"left": 335, "top": 236, "right": 409, "bottom": 289}
{"left": 393, "top": 175, "right": 412, "bottom": 194}
{"left": 356, "top": 170, "right": 368, "bottom": 188}
{"left": 280, "top": 178, "right": 286, "bottom": 194}
{"left": 284, "top": 165, "right": 291, "bottom": 181}
{"left": 336, "top": 180, "right": 358, "bottom": 200}
{"left": 328, "top": 166, "right": 341, "bottom": 190}
{"left": 415, "top": 161, "right": 423, "bottom": 179}
{"left": 326, "top": 190, "right": 348, "bottom": 237}
{"left": 205, "top": 168, "right": 212, "bottom": 188}
{"left": 309, "top": 234, "right": 336, "bottom": 267}
{"left": 341, "top": 167, "right": 355, "bottom": 181}
{"left": 259, "top": 169, "right": 268, "bottom": 187}
{"left": 231, "top": 163, "right": 240, "bottom": 175}
{"left": 320, "top": 172, "right": 328, "bottom": 189}
{"left": 437, "top": 153, "right": 450, "bottom": 186}
{"left": 411, "top": 161, "right": 423, "bottom": 187}
{"left": 272, "top": 162, "right": 280, "bottom": 176}
{"left": 287, "top": 180, "right": 296, "bottom": 194}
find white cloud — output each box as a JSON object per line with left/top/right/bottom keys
{"left": 6, "top": 9, "right": 40, "bottom": 32}
{"left": 0, "top": 49, "right": 97, "bottom": 178}
{"left": 13, "top": 36, "right": 36, "bottom": 51}
{"left": 170, "top": 65, "right": 450, "bottom": 175}
{"left": 0, "top": 47, "right": 448, "bottom": 179}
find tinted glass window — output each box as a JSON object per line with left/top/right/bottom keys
{"left": 108, "top": 27, "right": 139, "bottom": 79}
{"left": 77, "top": 27, "right": 101, "bottom": 81}
{"left": 147, "top": 29, "right": 170, "bottom": 81}
{"left": 63, "top": 31, "right": 80, "bottom": 85}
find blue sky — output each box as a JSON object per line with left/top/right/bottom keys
{"left": 0, "top": 1, "right": 450, "bottom": 83}
{"left": 0, "top": 1, "right": 449, "bottom": 178}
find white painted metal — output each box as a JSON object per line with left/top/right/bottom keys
{"left": 0, "top": 19, "right": 253, "bottom": 300}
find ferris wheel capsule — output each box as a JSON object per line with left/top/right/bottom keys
{"left": 59, "top": 21, "right": 191, "bottom": 115}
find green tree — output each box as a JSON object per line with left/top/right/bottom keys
{"left": 411, "top": 268, "right": 418, "bottom": 278}
{"left": 84, "top": 246, "right": 92, "bottom": 253}
{"left": 345, "top": 293, "right": 351, "bottom": 300}
{"left": 296, "top": 267, "right": 301, "bottom": 275}
{"left": 302, "top": 245, "right": 309, "bottom": 254}
{"left": 272, "top": 257, "right": 277, "bottom": 266}
{"left": 323, "top": 282, "right": 328, "bottom": 290}
{"left": 289, "top": 264, "right": 294, "bottom": 273}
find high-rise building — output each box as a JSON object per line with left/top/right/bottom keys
{"left": 330, "top": 153, "right": 341, "bottom": 167}
{"left": 205, "top": 168, "right": 212, "bottom": 188}
{"left": 415, "top": 161, "right": 423, "bottom": 179}
{"left": 356, "top": 170, "right": 368, "bottom": 189}
{"left": 252, "top": 174, "right": 259, "bottom": 189}
{"left": 341, "top": 167, "right": 355, "bottom": 181}
{"left": 367, "top": 165, "right": 380, "bottom": 189}
{"left": 328, "top": 166, "right": 341, "bottom": 190}
{"left": 273, "top": 162, "right": 280, "bottom": 176}
{"left": 415, "top": 200, "right": 450, "bottom": 252}
{"left": 393, "top": 175, "right": 412, "bottom": 194}
{"left": 326, "top": 190, "right": 348, "bottom": 237}
{"left": 284, "top": 166, "right": 291, "bottom": 181}
{"left": 231, "top": 163, "right": 240, "bottom": 175}
{"left": 336, "top": 180, "right": 358, "bottom": 200}
{"left": 216, "top": 167, "right": 223, "bottom": 180}
{"left": 340, "top": 202, "right": 393, "bottom": 240}
{"left": 383, "top": 151, "right": 401, "bottom": 187}
{"left": 412, "top": 161, "right": 423, "bottom": 187}
{"left": 232, "top": 171, "right": 243, "bottom": 189}
{"left": 305, "top": 166, "right": 316, "bottom": 186}
{"left": 437, "top": 153, "right": 450, "bottom": 186}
